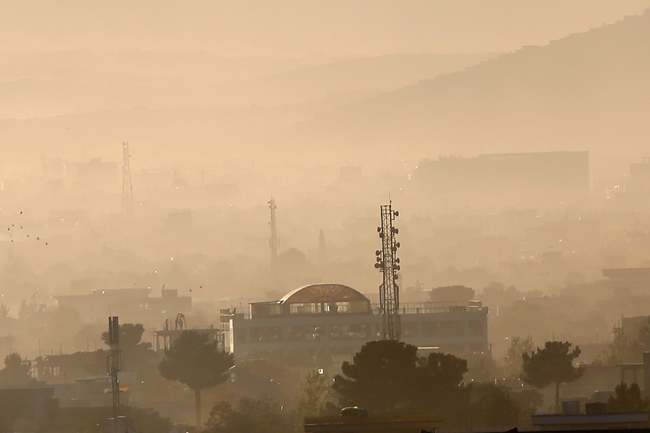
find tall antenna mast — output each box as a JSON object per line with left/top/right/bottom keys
{"left": 107, "top": 316, "right": 123, "bottom": 432}
{"left": 268, "top": 197, "right": 279, "bottom": 277}
{"left": 122, "top": 142, "right": 133, "bottom": 218}
{"left": 375, "top": 202, "right": 401, "bottom": 340}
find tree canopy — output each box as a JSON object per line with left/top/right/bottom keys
{"left": 503, "top": 336, "right": 534, "bottom": 377}
{"left": 158, "top": 331, "right": 234, "bottom": 428}
{"left": 607, "top": 382, "right": 650, "bottom": 413}
{"left": 0, "top": 353, "right": 32, "bottom": 387}
{"left": 468, "top": 383, "right": 520, "bottom": 430}
{"left": 522, "top": 341, "right": 584, "bottom": 412}
{"left": 205, "top": 396, "right": 295, "bottom": 433}
{"left": 101, "top": 323, "right": 147, "bottom": 349}
{"left": 602, "top": 323, "right": 642, "bottom": 366}
{"left": 333, "top": 340, "right": 468, "bottom": 418}
{"left": 333, "top": 340, "right": 420, "bottom": 413}
{"left": 296, "top": 370, "right": 333, "bottom": 418}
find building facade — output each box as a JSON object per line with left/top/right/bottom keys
{"left": 413, "top": 151, "right": 589, "bottom": 209}
{"left": 223, "top": 284, "right": 488, "bottom": 361}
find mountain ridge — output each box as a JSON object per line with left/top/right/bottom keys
{"left": 294, "top": 9, "right": 650, "bottom": 161}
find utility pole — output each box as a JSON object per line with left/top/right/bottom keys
{"left": 268, "top": 197, "right": 279, "bottom": 278}
{"left": 375, "top": 202, "right": 401, "bottom": 340}
{"left": 107, "top": 316, "right": 123, "bottom": 432}
{"left": 122, "top": 142, "right": 133, "bottom": 218}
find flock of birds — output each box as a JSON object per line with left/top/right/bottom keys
{"left": 2, "top": 210, "right": 212, "bottom": 296}
{"left": 1, "top": 210, "right": 49, "bottom": 246}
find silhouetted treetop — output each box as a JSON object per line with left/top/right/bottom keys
{"left": 608, "top": 382, "right": 650, "bottom": 413}
{"left": 101, "top": 323, "right": 146, "bottom": 349}
{"left": 333, "top": 340, "right": 469, "bottom": 416}
{"left": 158, "top": 330, "right": 233, "bottom": 428}
{"left": 333, "top": 340, "right": 419, "bottom": 413}
{"left": 522, "top": 341, "right": 584, "bottom": 412}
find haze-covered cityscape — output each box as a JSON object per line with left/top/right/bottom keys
{"left": 2, "top": 2, "right": 650, "bottom": 432}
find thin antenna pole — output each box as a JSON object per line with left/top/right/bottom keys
{"left": 268, "top": 198, "right": 279, "bottom": 281}
{"left": 122, "top": 142, "right": 134, "bottom": 218}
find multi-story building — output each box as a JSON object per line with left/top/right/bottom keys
{"left": 222, "top": 283, "right": 488, "bottom": 361}
{"left": 55, "top": 288, "right": 191, "bottom": 324}
{"left": 413, "top": 151, "right": 589, "bottom": 209}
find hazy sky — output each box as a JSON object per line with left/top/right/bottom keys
{"left": 1, "top": 0, "right": 649, "bottom": 56}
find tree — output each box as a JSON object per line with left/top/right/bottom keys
{"left": 0, "top": 353, "right": 32, "bottom": 387}
{"left": 411, "top": 352, "right": 470, "bottom": 427}
{"left": 522, "top": 341, "right": 584, "bottom": 413}
{"left": 101, "top": 323, "right": 147, "bottom": 349}
{"left": 468, "top": 383, "right": 520, "bottom": 430}
{"left": 296, "top": 370, "right": 332, "bottom": 419}
{"left": 602, "top": 323, "right": 641, "bottom": 366}
{"left": 503, "top": 336, "right": 535, "bottom": 377}
{"left": 607, "top": 382, "right": 650, "bottom": 413}
{"left": 204, "top": 396, "right": 295, "bottom": 433}
{"left": 417, "top": 352, "right": 468, "bottom": 392}
{"left": 333, "top": 340, "right": 469, "bottom": 418}
{"left": 131, "top": 407, "right": 173, "bottom": 433}
{"left": 510, "top": 389, "right": 544, "bottom": 412}
{"left": 332, "top": 340, "right": 420, "bottom": 413}
{"left": 158, "top": 331, "right": 233, "bottom": 429}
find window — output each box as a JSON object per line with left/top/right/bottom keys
{"left": 326, "top": 302, "right": 349, "bottom": 313}
{"left": 468, "top": 320, "right": 484, "bottom": 336}
{"left": 288, "top": 325, "right": 325, "bottom": 341}
{"left": 422, "top": 321, "right": 464, "bottom": 337}
{"left": 439, "top": 321, "right": 464, "bottom": 336}
{"left": 401, "top": 322, "right": 418, "bottom": 338}
{"left": 349, "top": 301, "right": 370, "bottom": 313}
{"left": 421, "top": 321, "right": 437, "bottom": 337}
{"left": 290, "top": 303, "right": 322, "bottom": 314}
{"left": 439, "top": 344, "right": 465, "bottom": 354}
{"left": 330, "top": 324, "right": 370, "bottom": 340}
{"left": 235, "top": 329, "right": 247, "bottom": 343}
{"left": 469, "top": 343, "right": 485, "bottom": 352}
{"left": 250, "top": 327, "right": 283, "bottom": 342}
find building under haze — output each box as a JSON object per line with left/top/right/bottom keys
{"left": 55, "top": 288, "right": 191, "bottom": 323}
{"left": 413, "top": 151, "right": 589, "bottom": 209}
{"left": 73, "top": 158, "right": 118, "bottom": 191}
{"left": 223, "top": 284, "right": 488, "bottom": 361}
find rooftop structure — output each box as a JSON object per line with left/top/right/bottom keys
{"left": 603, "top": 268, "right": 650, "bottom": 291}
{"left": 73, "top": 158, "right": 119, "bottom": 191}
{"left": 55, "top": 288, "right": 191, "bottom": 323}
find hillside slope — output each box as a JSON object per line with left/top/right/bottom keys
{"left": 297, "top": 10, "right": 650, "bottom": 161}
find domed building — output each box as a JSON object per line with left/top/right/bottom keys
{"left": 222, "top": 283, "right": 488, "bottom": 362}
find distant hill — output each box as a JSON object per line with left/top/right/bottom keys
{"left": 295, "top": 10, "right": 650, "bottom": 161}
{"left": 0, "top": 51, "right": 497, "bottom": 171}
{"left": 246, "top": 53, "right": 497, "bottom": 107}
{"left": 0, "top": 52, "right": 493, "bottom": 118}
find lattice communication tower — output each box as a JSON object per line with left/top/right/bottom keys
{"left": 375, "top": 203, "right": 401, "bottom": 340}
{"left": 122, "top": 142, "right": 133, "bottom": 217}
